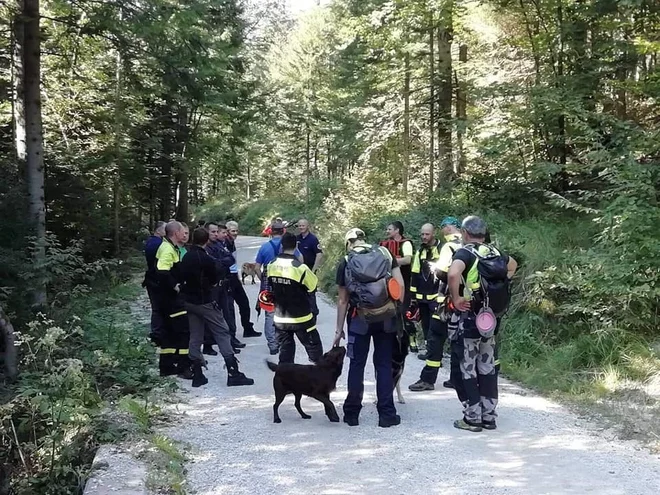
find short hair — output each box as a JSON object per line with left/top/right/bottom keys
{"left": 271, "top": 227, "right": 284, "bottom": 236}
{"left": 192, "top": 227, "right": 209, "bottom": 246}
{"left": 217, "top": 223, "right": 227, "bottom": 230}
{"left": 205, "top": 222, "right": 218, "bottom": 230}
{"left": 461, "top": 215, "right": 487, "bottom": 238}
{"left": 181, "top": 222, "right": 188, "bottom": 229}
{"left": 281, "top": 232, "right": 297, "bottom": 251}
{"left": 155, "top": 221, "right": 166, "bottom": 234}
{"left": 165, "top": 221, "right": 182, "bottom": 237}
{"left": 226, "top": 221, "right": 238, "bottom": 230}
{"left": 389, "top": 221, "right": 404, "bottom": 235}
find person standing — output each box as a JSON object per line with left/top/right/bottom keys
{"left": 225, "top": 221, "right": 261, "bottom": 338}
{"left": 179, "top": 223, "right": 190, "bottom": 258}
{"left": 409, "top": 216, "right": 462, "bottom": 391}
{"left": 205, "top": 222, "right": 246, "bottom": 352}
{"left": 379, "top": 221, "right": 415, "bottom": 349}
{"left": 448, "top": 216, "right": 517, "bottom": 432}
{"left": 333, "top": 228, "right": 405, "bottom": 428}
{"left": 296, "top": 219, "right": 323, "bottom": 272}
{"left": 154, "top": 221, "right": 192, "bottom": 378}
{"left": 143, "top": 221, "right": 166, "bottom": 343}
{"left": 268, "top": 233, "right": 323, "bottom": 364}
{"left": 179, "top": 227, "right": 254, "bottom": 388}
{"left": 410, "top": 223, "right": 442, "bottom": 360}
{"left": 255, "top": 221, "right": 302, "bottom": 354}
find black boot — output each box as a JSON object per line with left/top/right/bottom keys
{"left": 192, "top": 363, "right": 208, "bottom": 388}
{"left": 203, "top": 345, "right": 218, "bottom": 356}
{"left": 231, "top": 336, "right": 246, "bottom": 349}
{"left": 225, "top": 356, "right": 254, "bottom": 387}
{"left": 242, "top": 324, "right": 262, "bottom": 338}
{"left": 177, "top": 355, "right": 194, "bottom": 380}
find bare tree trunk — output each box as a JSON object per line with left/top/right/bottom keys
{"left": 305, "top": 124, "right": 311, "bottom": 207}
{"left": 429, "top": 23, "right": 435, "bottom": 193}
{"left": 175, "top": 107, "right": 189, "bottom": 222}
{"left": 456, "top": 44, "right": 468, "bottom": 176}
{"left": 403, "top": 52, "right": 411, "bottom": 195}
{"left": 246, "top": 160, "right": 251, "bottom": 200}
{"left": 12, "top": 3, "right": 26, "bottom": 170}
{"left": 112, "top": 28, "right": 122, "bottom": 255}
{"left": 0, "top": 304, "right": 18, "bottom": 381}
{"left": 24, "top": 0, "right": 46, "bottom": 305}
{"left": 437, "top": 0, "right": 453, "bottom": 184}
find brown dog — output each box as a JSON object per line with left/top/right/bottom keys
{"left": 266, "top": 346, "right": 346, "bottom": 423}
{"left": 241, "top": 262, "right": 259, "bottom": 284}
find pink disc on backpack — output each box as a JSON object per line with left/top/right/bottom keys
{"left": 476, "top": 308, "right": 497, "bottom": 337}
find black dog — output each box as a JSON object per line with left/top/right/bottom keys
{"left": 266, "top": 346, "right": 346, "bottom": 424}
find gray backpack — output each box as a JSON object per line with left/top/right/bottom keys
{"left": 345, "top": 245, "right": 396, "bottom": 323}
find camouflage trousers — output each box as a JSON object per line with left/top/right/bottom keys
{"left": 458, "top": 315, "right": 498, "bottom": 423}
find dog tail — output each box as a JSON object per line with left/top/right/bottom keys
{"left": 265, "top": 360, "right": 278, "bottom": 373}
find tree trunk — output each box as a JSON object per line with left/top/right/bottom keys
{"left": 0, "top": 304, "right": 18, "bottom": 381}
{"left": 12, "top": 3, "right": 26, "bottom": 170}
{"left": 23, "top": 0, "right": 46, "bottom": 305}
{"left": 403, "top": 52, "right": 411, "bottom": 195}
{"left": 305, "top": 124, "right": 311, "bottom": 207}
{"left": 175, "top": 107, "right": 189, "bottom": 223}
{"left": 112, "top": 23, "right": 122, "bottom": 255}
{"left": 437, "top": 0, "right": 453, "bottom": 183}
{"left": 456, "top": 44, "right": 468, "bottom": 175}
{"left": 246, "top": 160, "right": 251, "bottom": 200}
{"left": 429, "top": 22, "right": 435, "bottom": 193}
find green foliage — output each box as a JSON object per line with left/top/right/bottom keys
{"left": 0, "top": 270, "right": 163, "bottom": 494}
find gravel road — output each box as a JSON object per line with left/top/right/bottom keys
{"left": 162, "top": 236, "right": 660, "bottom": 495}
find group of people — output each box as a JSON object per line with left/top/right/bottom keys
{"left": 142, "top": 213, "right": 517, "bottom": 432}
{"left": 143, "top": 219, "right": 259, "bottom": 388}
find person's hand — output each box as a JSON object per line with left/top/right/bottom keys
{"left": 454, "top": 297, "right": 471, "bottom": 312}
{"left": 333, "top": 328, "right": 345, "bottom": 347}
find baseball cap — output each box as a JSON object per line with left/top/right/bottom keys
{"left": 271, "top": 220, "right": 285, "bottom": 231}
{"left": 440, "top": 216, "right": 461, "bottom": 228}
{"left": 344, "top": 228, "right": 365, "bottom": 245}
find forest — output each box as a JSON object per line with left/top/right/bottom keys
{"left": 0, "top": 0, "right": 659, "bottom": 492}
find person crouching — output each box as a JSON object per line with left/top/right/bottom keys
{"left": 179, "top": 227, "right": 254, "bottom": 388}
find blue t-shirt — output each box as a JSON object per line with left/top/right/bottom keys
{"left": 296, "top": 232, "right": 322, "bottom": 269}
{"left": 256, "top": 239, "right": 302, "bottom": 266}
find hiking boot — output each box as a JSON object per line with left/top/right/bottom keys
{"left": 443, "top": 380, "right": 454, "bottom": 389}
{"left": 378, "top": 415, "right": 401, "bottom": 428}
{"left": 192, "top": 364, "right": 208, "bottom": 388}
{"left": 417, "top": 352, "right": 428, "bottom": 361}
{"left": 408, "top": 380, "right": 435, "bottom": 392}
{"left": 409, "top": 342, "right": 419, "bottom": 353}
{"left": 453, "top": 418, "right": 482, "bottom": 432}
{"left": 203, "top": 345, "right": 218, "bottom": 356}
{"left": 159, "top": 366, "right": 178, "bottom": 377}
{"left": 481, "top": 420, "right": 497, "bottom": 430}
{"left": 269, "top": 348, "right": 279, "bottom": 356}
{"left": 343, "top": 415, "right": 359, "bottom": 427}
{"left": 231, "top": 336, "right": 246, "bottom": 349}
{"left": 243, "top": 328, "right": 262, "bottom": 338}
{"left": 178, "top": 366, "right": 194, "bottom": 380}
{"left": 225, "top": 356, "right": 254, "bottom": 387}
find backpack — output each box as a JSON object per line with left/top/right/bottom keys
{"left": 465, "top": 244, "right": 511, "bottom": 317}
{"left": 345, "top": 245, "right": 397, "bottom": 323}
{"left": 379, "top": 238, "right": 411, "bottom": 259}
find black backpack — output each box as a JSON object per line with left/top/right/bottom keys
{"left": 345, "top": 245, "right": 396, "bottom": 323}
{"left": 464, "top": 244, "right": 511, "bottom": 317}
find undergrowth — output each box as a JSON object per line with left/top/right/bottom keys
{"left": 0, "top": 256, "right": 173, "bottom": 494}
